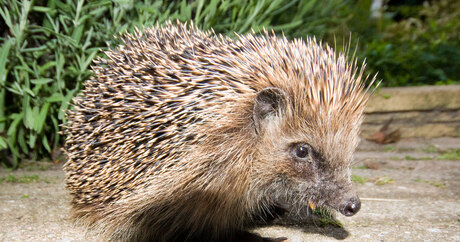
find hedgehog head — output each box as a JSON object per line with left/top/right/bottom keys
{"left": 245, "top": 36, "right": 373, "bottom": 218}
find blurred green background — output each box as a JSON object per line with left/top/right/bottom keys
{"left": 0, "top": 0, "right": 459, "bottom": 167}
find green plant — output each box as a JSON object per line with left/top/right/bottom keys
{"left": 351, "top": 174, "right": 366, "bottom": 184}
{"left": 383, "top": 144, "right": 395, "bottom": 152}
{"left": 336, "top": 0, "right": 460, "bottom": 86}
{"left": 438, "top": 149, "right": 460, "bottom": 161}
{"left": 0, "top": 0, "right": 106, "bottom": 167}
{"left": 374, "top": 175, "right": 393, "bottom": 185}
{"left": 415, "top": 178, "right": 446, "bottom": 188}
{"left": 312, "top": 206, "right": 343, "bottom": 228}
{"left": 0, "top": 174, "right": 39, "bottom": 183}
{"left": 360, "top": 0, "right": 460, "bottom": 86}
{"left": 422, "top": 145, "right": 439, "bottom": 153}
{"left": 405, "top": 155, "right": 417, "bottom": 160}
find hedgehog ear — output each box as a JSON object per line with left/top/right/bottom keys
{"left": 253, "top": 87, "right": 287, "bottom": 131}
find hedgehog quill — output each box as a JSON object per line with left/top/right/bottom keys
{"left": 64, "top": 22, "right": 376, "bottom": 241}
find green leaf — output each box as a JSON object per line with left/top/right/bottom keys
{"left": 31, "top": 6, "right": 57, "bottom": 15}
{"left": 22, "top": 85, "right": 35, "bottom": 97}
{"left": 59, "top": 88, "right": 77, "bottom": 120}
{"left": 42, "top": 135, "right": 51, "bottom": 153}
{"left": 20, "top": 44, "right": 49, "bottom": 53}
{"left": 272, "top": 20, "right": 303, "bottom": 31}
{"left": 30, "top": 78, "right": 53, "bottom": 85}
{"left": 35, "top": 103, "right": 50, "bottom": 133}
{"left": 7, "top": 113, "right": 23, "bottom": 137}
{"left": 0, "top": 3, "right": 14, "bottom": 30}
{"left": 5, "top": 138, "right": 20, "bottom": 166}
{"left": 17, "top": 128, "right": 28, "bottom": 153}
{"left": 51, "top": 116, "right": 59, "bottom": 148}
{"left": 0, "top": 137, "right": 8, "bottom": 150}
{"left": 72, "top": 24, "right": 85, "bottom": 44}
{"left": 39, "top": 61, "right": 57, "bottom": 75}
{"left": 0, "top": 39, "right": 13, "bottom": 85}
{"left": 28, "top": 132, "right": 37, "bottom": 149}
{"left": 46, "top": 93, "right": 64, "bottom": 102}
{"left": 16, "top": 0, "right": 32, "bottom": 44}
{"left": 24, "top": 105, "right": 34, "bottom": 129}
{"left": 80, "top": 50, "right": 98, "bottom": 73}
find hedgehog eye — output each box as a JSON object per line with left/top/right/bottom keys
{"left": 294, "top": 144, "right": 310, "bottom": 159}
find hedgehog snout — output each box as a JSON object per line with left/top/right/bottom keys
{"left": 340, "top": 195, "right": 361, "bottom": 216}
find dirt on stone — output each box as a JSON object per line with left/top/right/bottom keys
{"left": 1, "top": 137, "right": 459, "bottom": 241}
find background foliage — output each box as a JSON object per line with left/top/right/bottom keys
{"left": 346, "top": 0, "right": 460, "bottom": 87}
{"left": 0, "top": 0, "right": 459, "bottom": 167}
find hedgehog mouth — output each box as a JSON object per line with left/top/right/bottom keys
{"left": 257, "top": 190, "right": 356, "bottom": 224}
{"left": 257, "top": 200, "right": 335, "bottom": 226}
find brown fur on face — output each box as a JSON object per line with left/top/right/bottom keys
{"left": 64, "top": 21, "right": 376, "bottom": 241}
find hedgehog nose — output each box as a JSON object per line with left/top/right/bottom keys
{"left": 343, "top": 196, "right": 361, "bottom": 216}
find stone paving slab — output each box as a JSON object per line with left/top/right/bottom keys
{"left": 362, "top": 85, "right": 460, "bottom": 138}
{"left": 366, "top": 85, "right": 460, "bottom": 112}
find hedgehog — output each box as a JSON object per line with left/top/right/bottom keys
{"left": 64, "top": 21, "right": 376, "bottom": 241}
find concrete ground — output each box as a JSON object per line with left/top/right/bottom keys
{"left": 1, "top": 137, "right": 459, "bottom": 241}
